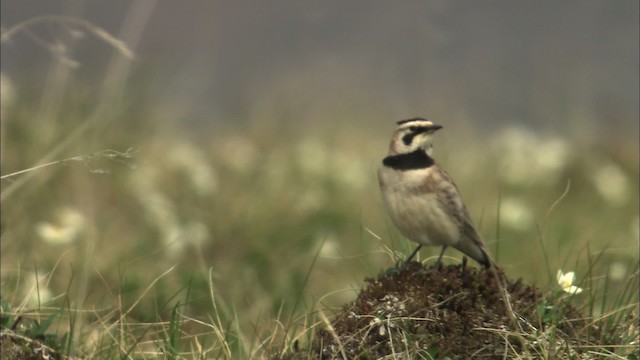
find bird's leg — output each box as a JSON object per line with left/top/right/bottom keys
{"left": 404, "top": 245, "right": 422, "bottom": 265}
{"left": 435, "top": 246, "right": 448, "bottom": 269}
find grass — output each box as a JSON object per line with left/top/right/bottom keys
{"left": 1, "top": 15, "right": 638, "bottom": 359}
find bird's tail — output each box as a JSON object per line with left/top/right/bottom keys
{"left": 454, "top": 226, "right": 497, "bottom": 268}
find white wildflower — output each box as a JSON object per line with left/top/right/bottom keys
{"left": 315, "top": 231, "right": 340, "bottom": 258}
{"left": 609, "top": 262, "right": 628, "bottom": 281}
{"left": 163, "top": 222, "right": 211, "bottom": 260}
{"left": 557, "top": 270, "right": 583, "bottom": 294}
{"left": 168, "top": 142, "right": 217, "bottom": 196}
{"left": 499, "top": 197, "right": 534, "bottom": 231}
{"left": 333, "top": 152, "right": 368, "bottom": 189}
{"left": 536, "top": 138, "right": 570, "bottom": 178}
{"left": 129, "top": 159, "right": 211, "bottom": 261}
{"left": 22, "top": 272, "right": 52, "bottom": 308}
{"left": 36, "top": 207, "right": 86, "bottom": 245}
{"left": 494, "top": 127, "right": 570, "bottom": 186}
{"left": 182, "top": 221, "right": 210, "bottom": 247}
{"left": 138, "top": 191, "right": 179, "bottom": 227}
{"left": 163, "top": 224, "right": 185, "bottom": 260}
{"left": 591, "top": 162, "right": 630, "bottom": 205}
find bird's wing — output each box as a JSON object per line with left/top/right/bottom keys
{"left": 435, "top": 166, "right": 494, "bottom": 267}
{"left": 434, "top": 166, "right": 473, "bottom": 230}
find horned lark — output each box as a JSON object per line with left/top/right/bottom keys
{"left": 378, "top": 118, "right": 496, "bottom": 268}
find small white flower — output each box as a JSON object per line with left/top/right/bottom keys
{"left": 317, "top": 233, "right": 340, "bottom": 258}
{"left": 168, "top": 142, "right": 218, "bottom": 196}
{"left": 499, "top": 197, "right": 534, "bottom": 231}
{"left": 333, "top": 151, "right": 367, "bottom": 190}
{"left": 22, "top": 272, "right": 52, "bottom": 308}
{"left": 36, "top": 207, "right": 86, "bottom": 245}
{"left": 182, "top": 221, "right": 210, "bottom": 247}
{"left": 163, "top": 222, "right": 211, "bottom": 260}
{"left": 609, "top": 262, "right": 628, "bottom": 281}
{"left": 494, "top": 127, "right": 570, "bottom": 186}
{"left": 557, "top": 270, "right": 583, "bottom": 294}
{"left": 591, "top": 161, "right": 630, "bottom": 205}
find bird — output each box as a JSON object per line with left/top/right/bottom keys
{"left": 377, "top": 117, "right": 496, "bottom": 268}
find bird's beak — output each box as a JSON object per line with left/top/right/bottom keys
{"left": 430, "top": 124, "right": 443, "bottom": 131}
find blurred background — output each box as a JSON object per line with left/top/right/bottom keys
{"left": 1, "top": 0, "right": 638, "bottom": 348}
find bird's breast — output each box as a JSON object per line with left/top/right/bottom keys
{"left": 378, "top": 166, "right": 460, "bottom": 246}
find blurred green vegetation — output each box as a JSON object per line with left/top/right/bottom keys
{"left": 1, "top": 69, "right": 638, "bottom": 356}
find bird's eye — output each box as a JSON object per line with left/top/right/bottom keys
{"left": 409, "top": 126, "right": 417, "bottom": 131}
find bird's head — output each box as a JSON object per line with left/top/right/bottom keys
{"left": 388, "top": 118, "right": 443, "bottom": 155}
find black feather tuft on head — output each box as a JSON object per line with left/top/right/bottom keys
{"left": 396, "top": 117, "right": 427, "bottom": 125}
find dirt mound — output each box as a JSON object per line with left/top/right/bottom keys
{"left": 292, "top": 261, "right": 592, "bottom": 359}
{"left": 1, "top": 329, "right": 63, "bottom": 360}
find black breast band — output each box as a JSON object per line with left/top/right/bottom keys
{"left": 382, "top": 149, "right": 434, "bottom": 170}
